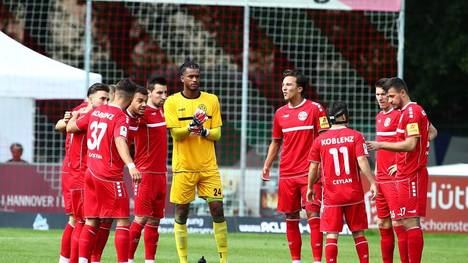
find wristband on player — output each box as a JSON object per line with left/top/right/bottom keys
{"left": 127, "top": 163, "right": 136, "bottom": 169}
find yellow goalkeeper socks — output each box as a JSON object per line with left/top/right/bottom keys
{"left": 213, "top": 221, "right": 228, "bottom": 263}
{"left": 174, "top": 222, "right": 188, "bottom": 263}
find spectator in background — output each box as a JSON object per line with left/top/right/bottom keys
{"left": 7, "top": 143, "right": 27, "bottom": 163}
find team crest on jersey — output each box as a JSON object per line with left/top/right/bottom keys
{"left": 198, "top": 104, "right": 207, "bottom": 112}
{"left": 120, "top": 126, "right": 128, "bottom": 137}
{"left": 298, "top": 111, "right": 308, "bottom": 121}
{"left": 384, "top": 117, "right": 391, "bottom": 127}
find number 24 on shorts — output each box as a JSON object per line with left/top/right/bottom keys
{"left": 213, "top": 188, "right": 222, "bottom": 196}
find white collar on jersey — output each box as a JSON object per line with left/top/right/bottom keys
{"left": 147, "top": 103, "right": 160, "bottom": 110}
{"left": 401, "top": 101, "right": 417, "bottom": 111}
{"left": 381, "top": 107, "right": 395, "bottom": 115}
{"left": 288, "top": 98, "right": 307, "bottom": 109}
{"left": 126, "top": 109, "right": 136, "bottom": 118}
{"left": 329, "top": 125, "right": 347, "bottom": 130}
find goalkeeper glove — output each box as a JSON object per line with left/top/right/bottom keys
{"left": 192, "top": 108, "right": 208, "bottom": 126}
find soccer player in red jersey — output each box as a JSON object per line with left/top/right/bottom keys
{"left": 373, "top": 78, "right": 409, "bottom": 263}
{"left": 128, "top": 76, "right": 168, "bottom": 263}
{"left": 367, "top": 77, "right": 437, "bottom": 263}
{"left": 307, "top": 101, "right": 377, "bottom": 263}
{"left": 73, "top": 79, "right": 141, "bottom": 263}
{"left": 262, "top": 70, "right": 329, "bottom": 263}
{"left": 65, "top": 83, "right": 110, "bottom": 263}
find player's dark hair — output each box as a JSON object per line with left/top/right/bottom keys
{"left": 283, "top": 69, "right": 308, "bottom": 91}
{"left": 10, "top": 143, "right": 23, "bottom": 152}
{"left": 87, "top": 83, "right": 109, "bottom": 97}
{"left": 375, "top": 77, "right": 388, "bottom": 89}
{"left": 115, "top": 78, "right": 138, "bottom": 98}
{"left": 179, "top": 59, "right": 200, "bottom": 76}
{"left": 384, "top": 77, "right": 409, "bottom": 93}
{"left": 328, "top": 101, "right": 349, "bottom": 124}
{"left": 147, "top": 75, "right": 167, "bottom": 91}
{"left": 135, "top": 85, "right": 148, "bottom": 96}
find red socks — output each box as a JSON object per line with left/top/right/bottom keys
{"left": 394, "top": 225, "right": 409, "bottom": 263}
{"left": 308, "top": 217, "right": 323, "bottom": 262}
{"left": 379, "top": 228, "right": 394, "bottom": 263}
{"left": 70, "top": 221, "right": 84, "bottom": 263}
{"left": 407, "top": 227, "right": 424, "bottom": 263}
{"left": 90, "top": 221, "right": 112, "bottom": 262}
{"left": 78, "top": 225, "right": 98, "bottom": 261}
{"left": 286, "top": 219, "right": 302, "bottom": 261}
{"left": 60, "top": 223, "right": 74, "bottom": 259}
{"left": 115, "top": 225, "right": 130, "bottom": 262}
{"left": 325, "top": 238, "right": 338, "bottom": 263}
{"left": 354, "top": 236, "right": 369, "bottom": 263}
{"left": 144, "top": 223, "right": 160, "bottom": 260}
{"left": 128, "top": 221, "right": 144, "bottom": 260}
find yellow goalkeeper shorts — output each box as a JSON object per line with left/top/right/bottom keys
{"left": 170, "top": 170, "right": 223, "bottom": 204}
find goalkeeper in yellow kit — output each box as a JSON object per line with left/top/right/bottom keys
{"left": 164, "top": 60, "right": 228, "bottom": 263}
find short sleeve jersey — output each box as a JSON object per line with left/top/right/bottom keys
{"left": 84, "top": 104, "right": 130, "bottom": 180}
{"left": 308, "top": 127, "right": 368, "bottom": 206}
{"left": 395, "top": 102, "right": 430, "bottom": 179}
{"left": 126, "top": 110, "right": 140, "bottom": 143}
{"left": 164, "top": 91, "right": 222, "bottom": 172}
{"left": 272, "top": 99, "right": 329, "bottom": 178}
{"left": 134, "top": 104, "right": 167, "bottom": 173}
{"left": 375, "top": 108, "right": 401, "bottom": 182}
{"left": 69, "top": 102, "right": 91, "bottom": 172}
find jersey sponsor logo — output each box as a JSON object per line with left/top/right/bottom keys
{"left": 363, "top": 143, "right": 369, "bottom": 155}
{"left": 319, "top": 116, "right": 330, "bottom": 129}
{"left": 406, "top": 122, "right": 420, "bottom": 136}
{"left": 120, "top": 126, "right": 128, "bottom": 137}
{"left": 384, "top": 117, "right": 391, "bottom": 127}
{"left": 177, "top": 108, "right": 186, "bottom": 112}
{"left": 282, "top": 114, "right": 290, "bottom": 118}
{"left": 321, "top": 136, "right": 354, "bottom": 146}
{"left": 88, "top": 152, "right": 103, "bottom": 159}
{"left": 298, "top": 111, "right": 308, "bottom": 121}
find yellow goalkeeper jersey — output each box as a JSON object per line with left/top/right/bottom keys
{"left": 164, "top": 91, "right": 222, "bottom": 172}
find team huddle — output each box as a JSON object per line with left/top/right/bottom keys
{"left": 262, "top": 72, "right": 436, "bottom": 263}
{"left": 55, "top": 60, "right": 435, "bottom": 263}
{"left": 57, "top": 60, "right": 227, "bottom": 263}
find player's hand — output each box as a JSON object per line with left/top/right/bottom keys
{"left": 63, "top": 111, "right": 72, "bottom": 123}
{"left": 192, "top": 108, "right": 208, "bottom": 126}
{"left": 262, "top": 167, "right": 270, "bottom": 181}
{"left": 129, "top": 167, "right": 141, "bottom": 184}
{"left": 387, "top": 164, "right": 397, "bottom": 176}
{"left": 366, "top": 141, "right": 381, "bottom": 151}
{"left": 306, "top": 187, "right": 315, "bottom": 202}
{"left": 369, "top": 183, "right": 377, "bottom": 200}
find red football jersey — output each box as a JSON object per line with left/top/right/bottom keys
{"left": 375, "top": 108, "right": 401, "bottom": 182}
{"left": 134, "top": 104, "right": 167, "bottom": 173}
{"left": 395, "top": 102, "right": 430, "bottom": 179}
{"left": 126, "top": 110, "right": 140, "bottom": 143}
{"left": 309, "top": 127, "right": 368, "bottom": 206}
{"left": 272, "top": 99, "right": 329, "bottom": 178}
{"left": 68, "top": 102, "right": 90, "bottom": 171}
{"left": 84, "top": 104, "right": 130, "bottom": 180}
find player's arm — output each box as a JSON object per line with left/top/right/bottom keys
{"left": 367, "top": 136, "right": 418, "bottom": 152}
{"left": 115, "top": 136, "right": 141, "bottom": 184}
{"left": 66, "top": 111, "right": 81, "bottom": 133}
{"left": 429, "top": 123, "right": 438, "bottom": 141}
{"left": 55, "top": 111, "right": 71, "bottom": 131}
{"left": 357, "top": 156, "right": 377, "bottom": 199}
{"left": 261, "top": 138, "right": 281, "bottom": 181}
{"left": 169, "top": 127, "right": 190, "bottom": 141}
{"left": 306, "top": 162, "right": 320, "bottom": 202}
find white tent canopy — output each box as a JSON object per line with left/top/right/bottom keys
{"left": 428, "top": 163, "right": 468, "bottom": 176}
{"left": 0, "top": 31, "right": 101, "bottom": 99}
{"left": 0, "top": 31, "right": 102, "bottom": 162}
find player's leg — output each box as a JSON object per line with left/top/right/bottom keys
{"left": 128, "top": 174, "right": 150, "bottom": 262}
{"left": 392, "top": 220, "right": 408, "bottom": 263}
{"left": 142, "top": 175, "right": 166, "bottom": 262}
{"left": 345, "top": 203, "right": 370, "bottom": 263}
{"left": 400, "top": 217, "right": 423, "bottom": 263}
{"left": 321, "top": 206, "right": 342, "bottom": 263}
{"left": 278, "top": 177, "right": 302, "bottom": 263}
{"left": 79, "top": 172, "right": 99, "bottom": 263}
{"left": 303, "top": 180, "right": 322, "bottom": 263}
{"left": 90, "top": 218, "right": 112, "bottom": 263}
{"left": 143, "top": 217, "right": 161, "bottom": 263}
{"left": 115, "top": 218, "right": 131, "bottom": 263}
{"left": 128, "top": 215, "right": 147, "bottom": 263}
{"left": 170, "top": 171, "right": 197, "bottom": 263}
{"left": 376, "top": 183, "right": 395, "bottom": 263}
{"left": 70, "top": 189, "right": 85, "bottom": 263}
{"left": 325, "top": 233, "right": 339, "bottom": 263}
{"left": 199, "top": 170, "right": 227, "bottom": 263}
{"left": 60, "top": 215, "right": 76, "bottom": 263}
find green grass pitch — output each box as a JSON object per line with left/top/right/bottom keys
{"left": 0, "top": 228, "right": 467, "bottom": 262}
